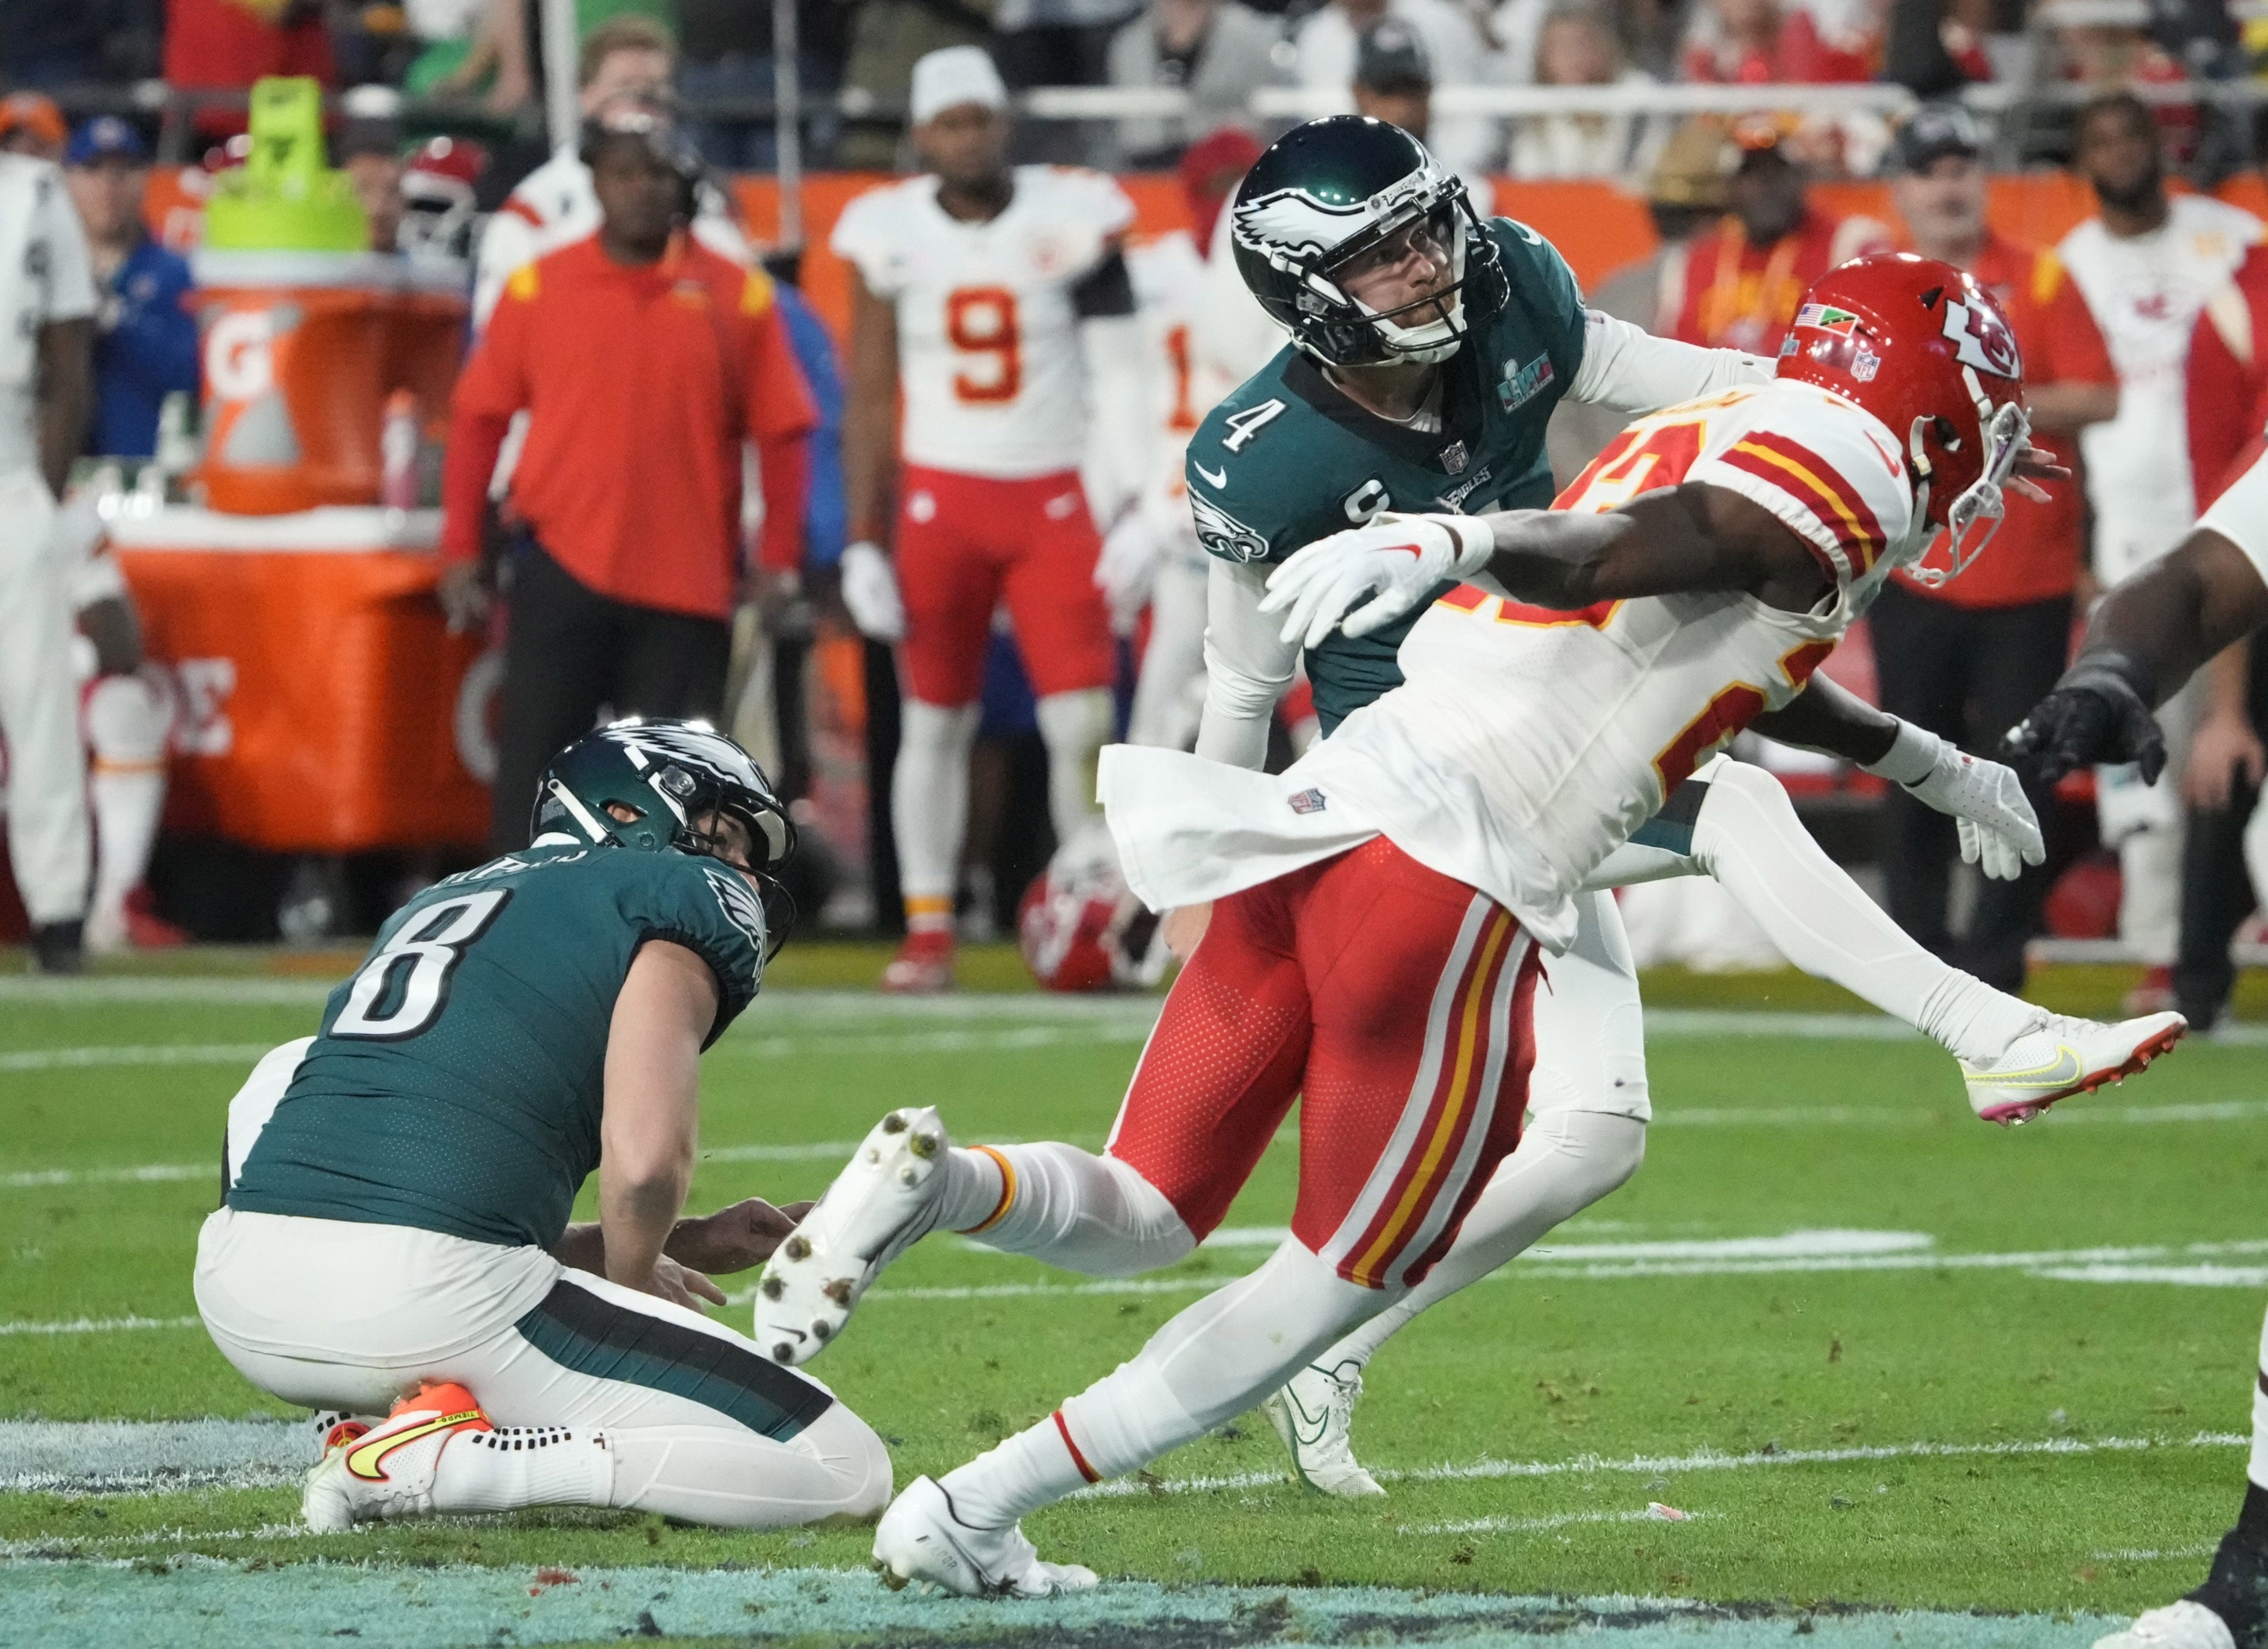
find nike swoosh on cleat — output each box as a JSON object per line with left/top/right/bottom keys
{"left": 1278, "top": 1388, "right": 1332, "bottom": 1450}
{"left": 1193, "top": 463, "right": 1228, "bottom": 488}
{"left": 1966, "top": 1045, "right": 2084, "bottom": 1092}
{"left": 344, "top": 1408, "right": 482, "bottom": 1482}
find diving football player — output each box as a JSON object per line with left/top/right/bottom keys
{"left": 757, "top": 256, "right": 2179, "bottom": 1595}
{"left": 195, "top": 719, "right": 891, "bottom": 1533}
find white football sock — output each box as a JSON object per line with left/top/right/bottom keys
{"left": 1690, "top": 758, "right": 2038, "bottom": 1064}
{"left": 1314, "top": 1109, "right": 1645, "bottom": 1373}
{"left": 1035, "top": 688, "right": 1114, "bottom": 845}
{"left": 430, "top": 1424, "right": 615, "bottom": 1513}
{"left": 2250, "top": 1303, "right": 2268, "bottom": 1491}
{"left": 892, "top": 700, "right": 979, "bottom": 930}
{"left": 942, "top": 1239, "right": 1386, "bottom": 1525}
{"left": 953, "top": 1143, "right": 1192, "bottom": 1277}
{"left": 431, "top": 1408, "right": 890, "bottom": 1528}
{"left": 82, "top": 673, "right": 171, "bottom": 950}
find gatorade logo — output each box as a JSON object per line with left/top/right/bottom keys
{"left": 205, "top": 309, "right": 276, "bottom": 401}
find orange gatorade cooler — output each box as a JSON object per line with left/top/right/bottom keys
{"left": 191, "top": 251, "right": 465, "bottom": 516}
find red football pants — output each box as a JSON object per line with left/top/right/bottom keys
{"left": 1107, "top": 837, "right": 1541, "bottom": 1290}
{"left": 893, "top": 465, "right": 1114, "bottom": 705}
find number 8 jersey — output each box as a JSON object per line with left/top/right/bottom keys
{"left": 830, "top": 165, "right": 1136, "bottom": 478}
{"left": 226, "top": 843, "right": 767, "bottom": 1250}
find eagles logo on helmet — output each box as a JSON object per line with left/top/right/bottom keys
{"left": 1017, "top": 853, "right": 1170, "bottom": 994}
{"left": 1775, "top": 252, "right": 2030, "bottom": 587}
{"left": 1230, "top": 116, "right": 1509, "bottom": 369}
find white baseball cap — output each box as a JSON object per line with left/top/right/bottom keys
{"left": 909, "top": 46, "right": 1009, "bottom": 125}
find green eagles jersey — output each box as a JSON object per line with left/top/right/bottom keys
{"left": 229, "top": 842, "right": 768, "bottom": 1250}
{"left": 1187, "top": 218, "right": 1589, "bottom": 733}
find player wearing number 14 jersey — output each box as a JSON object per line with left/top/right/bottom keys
{"left": 194, "top": 721, "right": 890, "bottom": 1536}
{"left": 831, "top": 47, "right": 1153, "bottom": 992}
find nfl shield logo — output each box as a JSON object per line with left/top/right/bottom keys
{"left": 1440, "top": 440, "right": 1468, "bottom": 475}
{"left": 1288, "top": 788, "right": 1327, "bottom": 815}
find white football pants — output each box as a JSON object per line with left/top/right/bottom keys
{"left": 0, "top": 467, "right": 89, "bottom": 925}
{"left": 1125, "top": 552, "right": 1210, "bottom": 751}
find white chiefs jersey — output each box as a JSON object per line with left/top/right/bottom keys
{"left": 471, "top": 147, "right": 751, "bottom": 327}
{"left": 1124, "top": 229, "right": 1222, "bottom": 560}
{"left": 831, "top": 165, "right": 1134, "bottom": 479}
{"left": 1098, "top": 380, "right": 1923, "bottom": 950}
{"left": 2060, "top": 195, "right": 2262, "bottom": 576}
{"left": 0, "top": 154, "right": 95, "bottom": 478}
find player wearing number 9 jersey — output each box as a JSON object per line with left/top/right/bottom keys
{"left": 831, "top": 47, "right": 1153, "bottom": 992}
{"left": 196, "top": 721, "right": 892, "bottom": 1538}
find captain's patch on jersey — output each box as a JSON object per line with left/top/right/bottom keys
{"left": 1192, "top": 492, "right": 1271, "bottom": 563}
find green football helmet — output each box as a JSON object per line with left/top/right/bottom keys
{"left": 532, "top": 718, "right": 797, "bottom": 954}
{"left": 1230, "top": 115, "right": 1507, "bottom": 369}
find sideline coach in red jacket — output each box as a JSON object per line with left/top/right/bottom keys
{"left": 441, "top": 108, "right": 816, "bottom": 851}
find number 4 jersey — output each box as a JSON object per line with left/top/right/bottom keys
{"left": 1099, "top": 378, "right": 1926, "bottom": 951}
{"left": 830, "top": 165, "right": 1136, "bottom": 479}
{"left": 227, "top": 843, "right": 768, "bottom": 1250}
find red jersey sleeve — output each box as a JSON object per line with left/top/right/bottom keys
{"left": 736, "top": 270, "right": 818, "bottom": 443}
{"left": 2187, "top": 248, "right": 2268, "bottom": 509}
{"left": 2032, "top": 250, "right": 2115, "bottom": 390}
{"left": 439, "top": 261, "right": 537, "bottom": 564}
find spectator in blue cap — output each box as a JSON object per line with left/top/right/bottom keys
{"left": 63, "top": 118, "right": 198, "bottom": 460}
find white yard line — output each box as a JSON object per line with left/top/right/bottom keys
{"left": 1073, "top": 1430, "right": 2248, "bottom": 1500}
{"left": 1405, "top": 1506, "right": 1703, "bottom": 1535}
{"left": 0, "top": 1046, "right": 276, "bottom": 1073}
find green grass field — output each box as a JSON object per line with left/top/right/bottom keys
{"left": 3, "top": 945, "right": 2265, "bottom": 1647}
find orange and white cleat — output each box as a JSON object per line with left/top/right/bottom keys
{"left": 301, "top": 1382, "right": 492, "bottom": 1532}
{"left": 1962, "top": 1010, "right": 2187, "bottom": 1126}
{"left": 881, "top": 930, "right": 956, "bottom": 994}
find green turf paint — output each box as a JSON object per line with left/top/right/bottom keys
{"left": 0, "top": 1560, "right": 2137, "bottom": 1648}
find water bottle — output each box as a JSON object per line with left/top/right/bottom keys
{"left": 381, "top": 390, "right": 420, "bottom": 510}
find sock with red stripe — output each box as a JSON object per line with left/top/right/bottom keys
{"left": 939, "top": 1239, "right": 1386, "bottom": 1523}
{"left": 948, "top": 1144, "right": 1192, "bottom": 1275}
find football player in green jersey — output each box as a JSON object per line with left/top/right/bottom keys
{"left": 1185, "top": 114, "right": 1772, "bottom": 758}
{"left": 196, "top": 719, "right": 891, "bottom": 1534}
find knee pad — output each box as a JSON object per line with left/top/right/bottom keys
{"left": 82, "top": 672, "right": 172, "bottom": 768}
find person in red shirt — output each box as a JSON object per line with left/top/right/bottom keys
{"left": 1659, "top": 118, "right": 1891, "bottom": 354}
{"left": 1871, "top": 105, "right": 2120, "bottom": 989}
{"left": 1678, "top": 0, "right": 1876, "bottom": 84}
{"left": 441, "top": 110, "right": 816, "bottom": 852}
{"left": 2171, "top": 243, "right": 2268, "bottom": 1028}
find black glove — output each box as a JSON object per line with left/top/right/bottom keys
{"left": 2005, "top": 664, "right": 2167, "bottom": 785}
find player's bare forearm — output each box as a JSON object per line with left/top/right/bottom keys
{"left": 842, "top": 271, "right": 900, "bottom": 544}
{"left": 35, "top": 319, "right": 93, "bottom": 500}
{"left": 1475, "top": 486, "right": 1801, "bottom": 610}
{"left": 599, "top": 942, "right": 718, "bottom": 1294}
{"left": 1748, "top": 674, "right": 1897, "bottom": 766}
{"left": 2073, "top": 532, "right": 2268, "bottom": 711}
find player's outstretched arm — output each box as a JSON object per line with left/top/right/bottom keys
{"left": 2009, "top": 528, "right": 2268, "bottom": 782}
{"left": 1261, "top": 484, "right": 1824, "bottom": 647}
{"left": 597, "top": 940, "right": 728, "bottom": 1312}
{"left": 837, "top": 268, "right": 908, "bottom": 642}
{"left": 1756, "top": 677, "right": 2043, "bottom": 881}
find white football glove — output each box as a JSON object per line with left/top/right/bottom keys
{"left": 1093, "top": 510, "right": 1163, "bottom": 637}
{"left": 1865, "top": 721, "right": 2045, "bottom": 881}
{"left": 1258, "top": 511, "right": 1496, "bottom": 649}
{"left": 838, "top": 540, "right": 906, "bottom": 642}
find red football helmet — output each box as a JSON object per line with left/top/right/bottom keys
{"left": 1017, "top": 853, "right": 1169, "bottom": 993}
{"left": 1775, "top": 252, "right": 2029, "bottom": 586}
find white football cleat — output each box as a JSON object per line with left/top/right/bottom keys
{"left": 874, "top": 1475, "right": 1099, "bottom": 1598}
{"left": 2093, "top": 1601, "right": 2237, "bottom": 1649}
{"left": 1963, "top": 1010, "right": 2186, "bottom": 1125}
{"left": 301, "top": 1382, "right": 491, "bottom": 1533}
{"left": 754, "top": 1107, "right": 951, "bottom": 1365}
{"left": 1262, "top": 1358, "right": 1385, "bottom": 1499}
